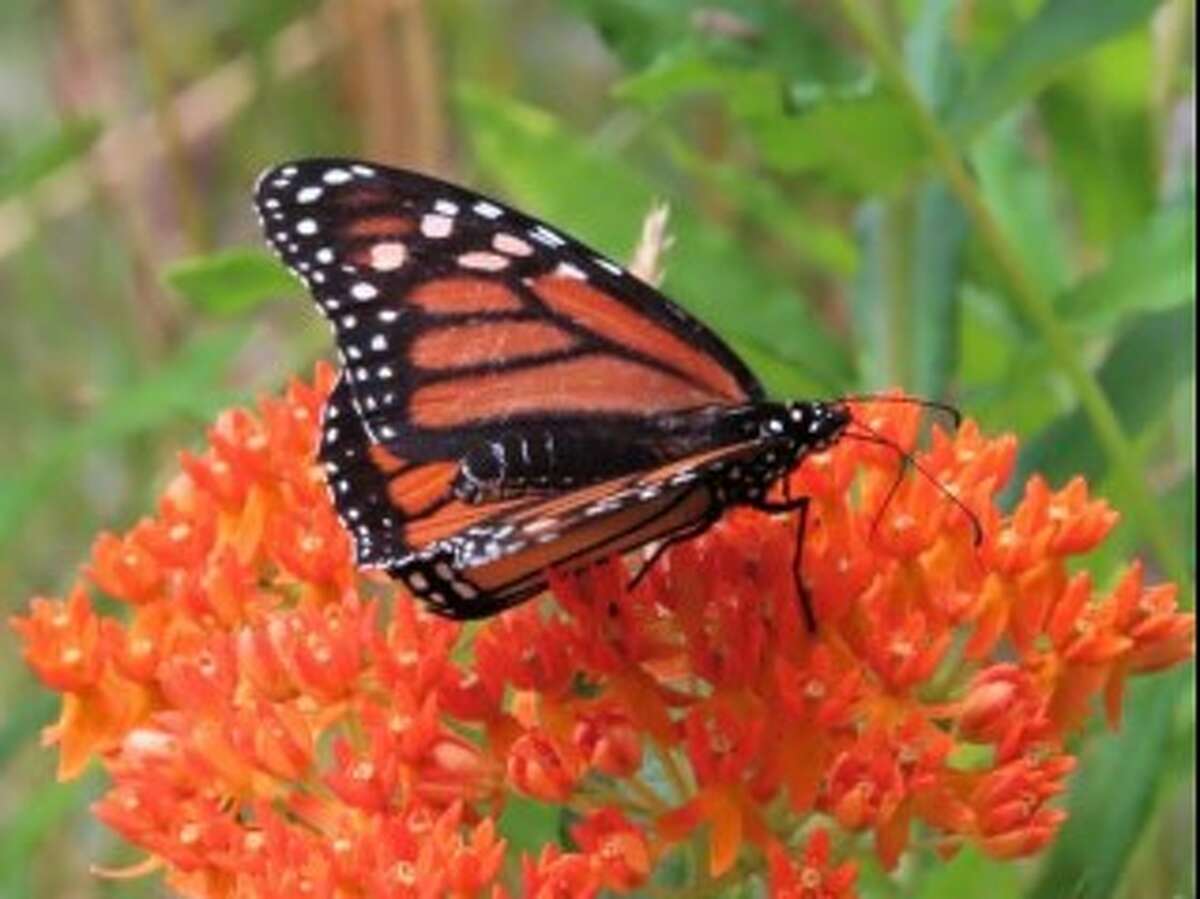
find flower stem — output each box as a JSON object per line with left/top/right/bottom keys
{"left": 624, "top": 772, "right": 671, "bottom": 816}
{"left": 834, "top": 0, "right": 1193, "bottom": 605}
{"left": 654, "top": 740, "right": 694, "bottom": 802}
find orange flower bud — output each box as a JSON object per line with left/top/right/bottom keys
{"left": 507, "top": 732, "right": 582, "bottom": 802}
{"left": 572, "top": 709, "right": 643, "bottom": 777}
{"left": 571, "top": 808, "right": 652, "bottom": 892}
{"left": 11, "top": 585, "right": 105, "bottom": 691}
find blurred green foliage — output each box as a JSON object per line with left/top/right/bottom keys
{"left": 0, "top": 0, "right": 1192, "bottom": 896}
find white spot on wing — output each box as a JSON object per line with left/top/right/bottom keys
{"left": 493, "top": 232, "right": 533, "bottom": 256}
{"left": 473, "top": 201, "right": 503, "bottom": 219}
{"left": 554, "top": 262, "right": 587, "bottom": 280}
{"left": 530, "top": 225, "right": 566, "bottom": 248}
{"left": 421, "top": 214, "right": 454, "bottom": 239}
{"left": 458, "top": 251, "right": 508, "bottom": 272}
{"left": 370, "top": 242, "right": 407, "bottom": 271}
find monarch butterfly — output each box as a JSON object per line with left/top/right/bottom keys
{"left": 254, "top": 158, "right": 947, "bottom": 626}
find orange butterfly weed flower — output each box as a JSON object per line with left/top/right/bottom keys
{"left": 11, "top": 363, "right": 1193, "bottom": 898}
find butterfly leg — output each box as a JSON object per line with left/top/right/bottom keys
{"left": 749, "top": 493, "right": 816, "bottom": 633}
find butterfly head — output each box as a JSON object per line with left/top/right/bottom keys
{"left": 782, "top": 400, "right": 852, "bottom": 452}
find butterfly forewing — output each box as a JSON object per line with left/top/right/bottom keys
{"left": 254, "top": 158, "right": 763, "bottom": 449}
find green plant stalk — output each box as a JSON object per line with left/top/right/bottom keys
{"left": 836, "top": 0, "right": 1193, "bottom": 605}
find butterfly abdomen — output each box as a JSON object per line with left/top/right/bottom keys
{"left": 451, "top": 424, "right": 668, "bottom": 503}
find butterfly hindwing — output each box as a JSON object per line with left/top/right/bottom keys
{"left": 393, "top": 439, "right": 768, "bottom": 619}
{"left": 320, "top": 369, "right": 539, "bottom": 570}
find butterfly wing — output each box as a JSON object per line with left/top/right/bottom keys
{"left": 254, "top": 157, "right": 764, "bottom": 456}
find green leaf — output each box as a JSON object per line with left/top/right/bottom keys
{"left": 164, "top": 248, "right": 298, "bottom": 316}
{"left": 1058, "top": 196, "right": 1196, "bottom": 330}
{"left": 1029, "top": 670, "right": 1191, "bottom": 899}
{"left": 617, "top": 49, "right": 922, "bottom": 194}
{"left": 572, "top": 0, "right": 856, "bottom": 81}
{"left": 457, "top": 84, "right": 853, "bottom": 391}
{"left": 618, "top": 50, "right": 910, "bottom": 194}
{"left": 905, "top": 0, "right": 962, "bottom": 108}
{"left": 0, "top": 329, "right": 248, "bottom": 553}
{"left": 851, "top": 200, "right": 894, "bottom": 388}
{"left": 561, "top": 0, "right": 694, "bottom": 68}
{"left": 1037, "top": 31, "right": 1156, "bottom": 245}
{"left": 497, "top": 795, "right": 564, "bottom": 855}
{"left": 911, "top": 180, "right": 968, "bottom": 398}
{"left": 958, "top": 285, "right": 1061, "bottom": 439}
{"left": 0, "top": 118, "right": 101, "bottom": 200}
{"left": 750, "top": 91, "right": 928, "bottom": 193}
{"left": 972, "top": 115, "right": 1071, "bottom": 297}
{"left": 615, "top": 50, "right": 782, "bottom": 120}
{"left": 1014, "top": 302, "right": 1196, "bottom": 490}
{"left": 850, "top": 182, "right": 966, "bottom": 394}
{"left": 663, "top": 139, "right": 858, "bottom": 276}
{"left": 913, "top": 846, "right": 1022, "bottom": 899}
{"left": 948, "top": 0, "right": 1162, "bottom": 140}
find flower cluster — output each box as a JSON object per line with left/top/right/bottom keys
{"left": 12, "top": 365, "right": 1192, "bottom": 898}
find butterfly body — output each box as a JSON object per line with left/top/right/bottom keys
{"left": 389, "top": 399, "right": 850, "bottom": 618}
{"left": 450, "top": 400, "right": 846, "bottom": 504}
{"left": 256, "top": 158, "right": 851, "bottom": 620}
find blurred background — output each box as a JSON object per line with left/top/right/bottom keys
{"left": 0, "top": 1, "right": 1193, "bottom": 896}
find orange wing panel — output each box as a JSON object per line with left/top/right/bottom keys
{"left": 386, "top": 462, "right": 458, "bottom": 516}
{"left": 529, "top": 274, "right": 747, "bottom": 402}
{"left": 368, "top": 443, "right": 408, "bottom": 475}
{"left": 410, "top": 278, "right": 524, "bottom": 314}
{"left": 408, "top": 354, "right": 720, "bottom": 428}
{"left": 411, "top": 321, "right": 577, "bottom": 371}
{"left": 345, "top": 215, "right": 415, "bottom": 239}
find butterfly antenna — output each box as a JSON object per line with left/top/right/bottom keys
{"left": 841, "top": 424, "right": 984, "bottom": 546}
{"left": 840, "top": 393, "right": 963, "bottom": 429}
